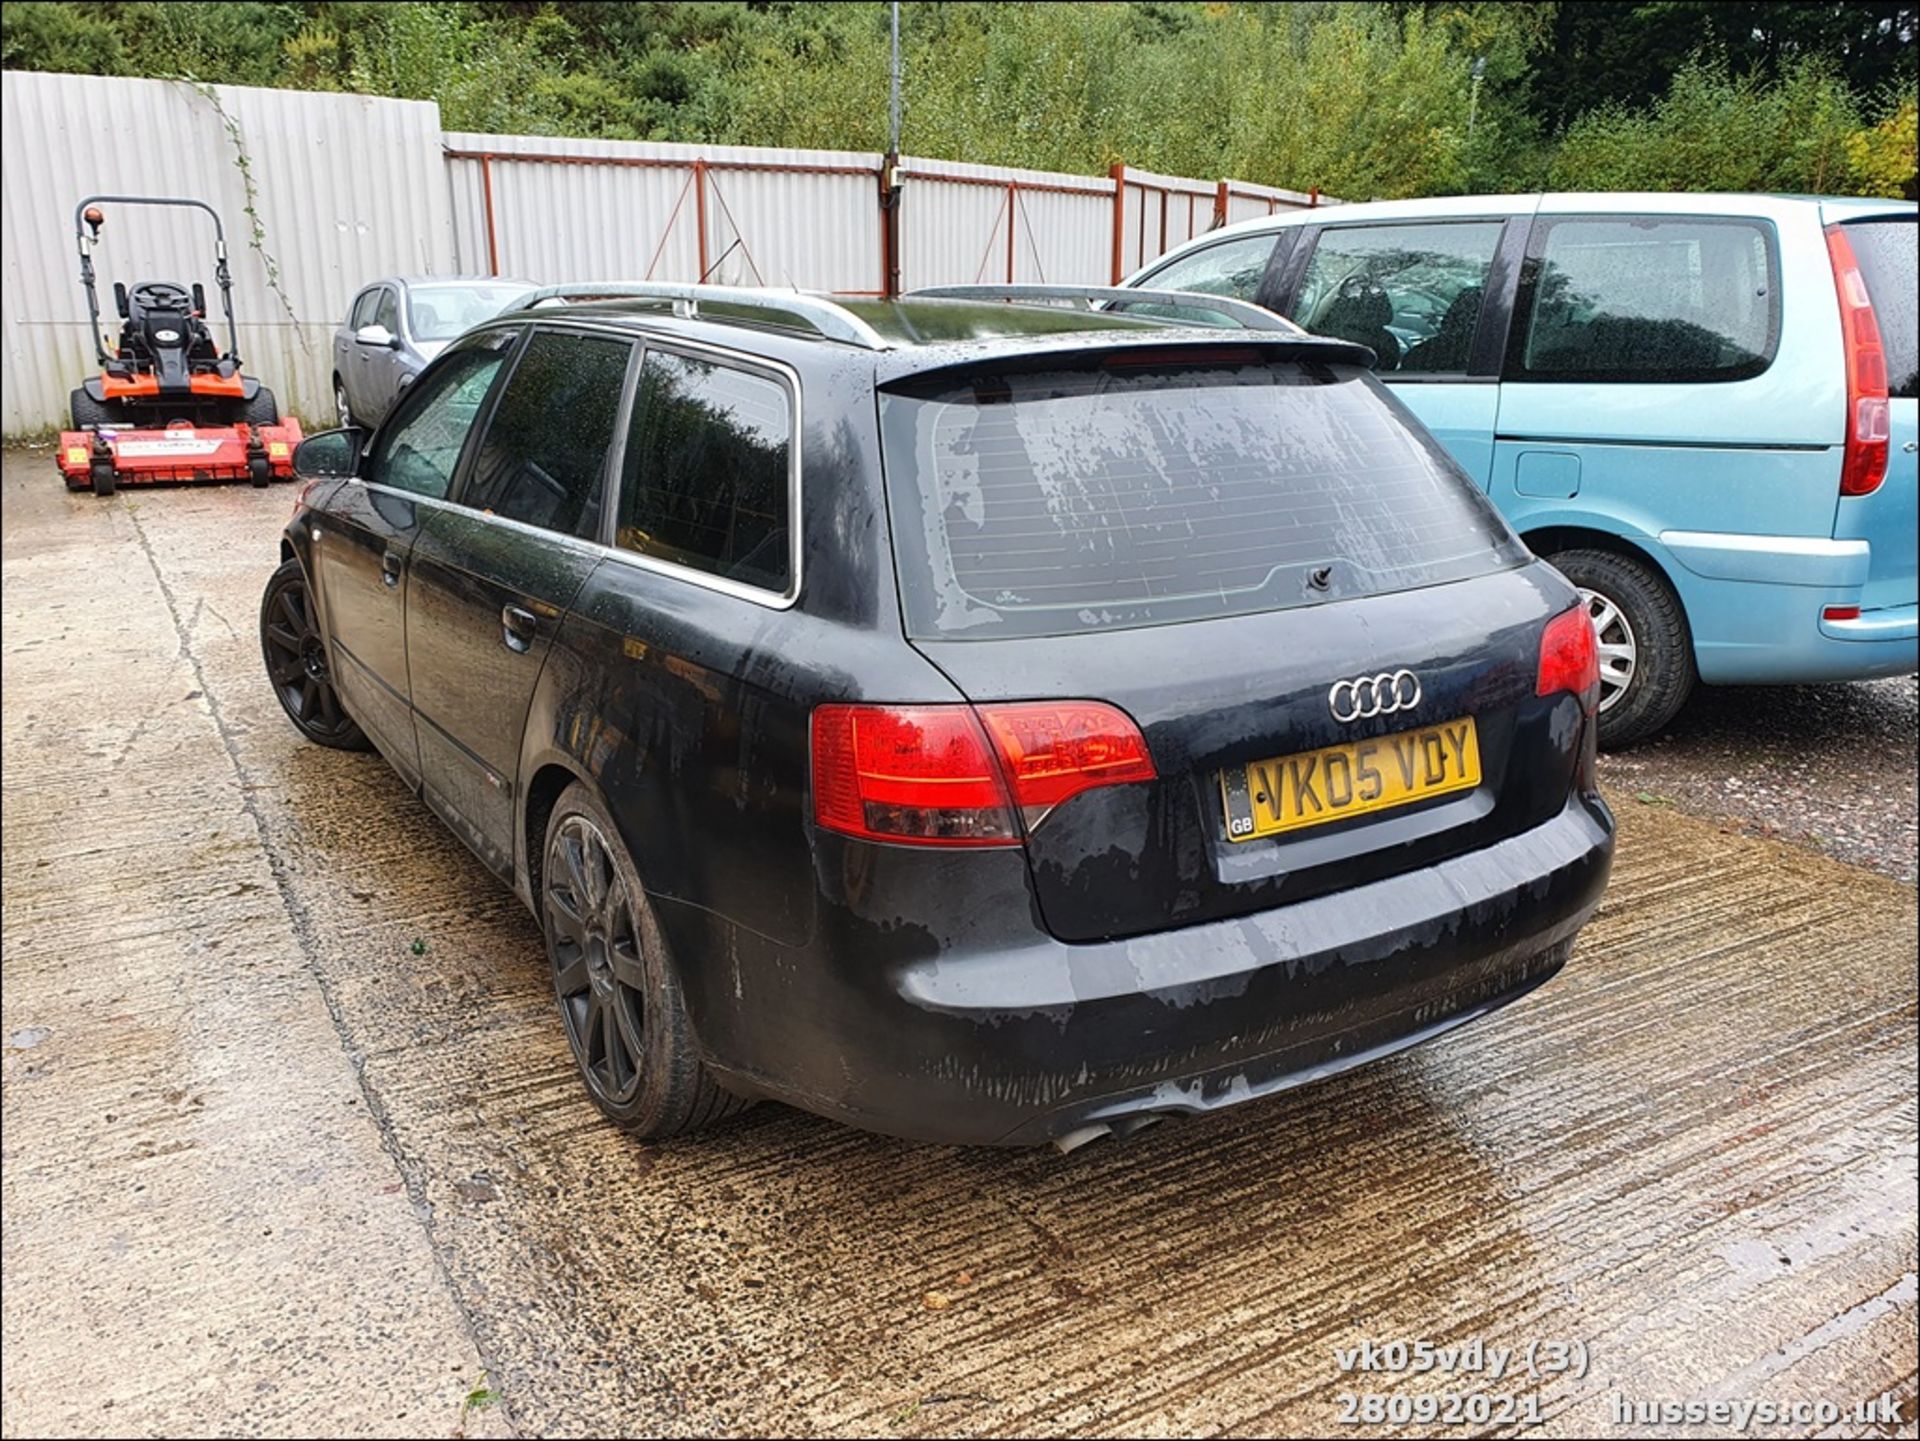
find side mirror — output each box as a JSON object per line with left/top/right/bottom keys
{"left": 292, "top": 427, "right": 365, "bottom": 480}
{"left": 354, "top": 324, "right": 400, "bottom": 350}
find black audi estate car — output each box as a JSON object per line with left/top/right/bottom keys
{"left": 261, "top": 282, "right": 1614, "bottom": 1148}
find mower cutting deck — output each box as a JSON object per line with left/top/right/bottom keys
{"left": 56, "top": 420, "right": 302, "bottom": 494}
{"left": 58, "top": 194, "right": 301, "bottom": 496}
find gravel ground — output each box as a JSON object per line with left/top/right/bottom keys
{"left": 1603, "top": 674, "right": 1919, "bottom": 884}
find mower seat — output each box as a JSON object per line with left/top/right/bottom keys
{"left": 119, "top": 281, "right": 220, "bottom": 386}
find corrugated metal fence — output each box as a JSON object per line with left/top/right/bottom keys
{"left": 2, "top": 70, "right": 454, "bottom": 433}
{"left": 3, "top": 70, "right": 1329, "bottom": 436}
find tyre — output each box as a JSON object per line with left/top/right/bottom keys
{"left": 541, "top": 781, "right": 749, "bottom": 1138}
{"left": 89, "top": 462, "right": 117, "bottom": 498}
{"left": 243, "top": 385, "right": 279, "bottom": 427}
{"left": 1547, "top": 547, "right": 1694, "bottom": 750}
{"left": 333, "top": 376, "right": 352, "bottom": 429}
{"left": 259, "top": 559, "right": 369, "bottom": 750}
{"left": 70, "top": 386, "right": 116, "bottom": 431}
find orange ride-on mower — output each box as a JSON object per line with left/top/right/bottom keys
{"left": 57, "top": 195, "right": 301, "bottom": 497}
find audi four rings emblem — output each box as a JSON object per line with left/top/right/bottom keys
{"left": 1328, "top": 669, "right": 1421, "bottom": 723}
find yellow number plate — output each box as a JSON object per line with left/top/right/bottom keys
{"left": 1221, "top": 717, "right": 1481, "bottom": 841}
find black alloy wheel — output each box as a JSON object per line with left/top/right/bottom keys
{"left": 260, "top": 559, "right": 369, "bottom": 749}
{"left": 546, "top": 812, "right": 651, "bottom": 1110}
{"left": 541, "top": 782, "right": 748, "bottom": 1137}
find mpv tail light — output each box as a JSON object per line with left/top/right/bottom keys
{"left": 1824, "top": 224, "right": 1890, "bottom": 498}
{"left": 811, "top": 701, "right": 1156, "bottom": 847}
{"left": 1538, "top": 605, "right": 1600, "bottom": 715}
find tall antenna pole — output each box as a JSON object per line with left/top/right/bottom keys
{"left": 889, "top": 1, "right": 902, "bottom": 156}
{"left": 882, "top": 0, "right": 904, "bottom": 297}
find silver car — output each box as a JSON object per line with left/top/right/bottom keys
{"left": 331, "top": 276, "right": 535, "bottom": 428}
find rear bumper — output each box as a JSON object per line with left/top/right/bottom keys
{"left": 688, "top": 792, "right": 1614, "bottom": 1146}
{"left": 1818, "top": 603, "right": 1919, "bottom": 644}
{"left": 1658, "top": 532, "right": 1917, "bottom": 683}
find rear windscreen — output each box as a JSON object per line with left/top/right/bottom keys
{"left": 1846, "top": 219, "right": 1917, "bottom": 400}
{"left": 879, "top": 359, "right": 1526, "bottom": 639}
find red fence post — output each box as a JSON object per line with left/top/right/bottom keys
{"left": 1109, "top": 162, "right": 1127, "bottom": 283}
{"left": 479, "top": 155, "right": 500, "bottom": 277}
{"left": 1214, "top": 179, "right": 1229, "bottom": 231}
{"left": 1309, "top": 186, "right": 1320, "bottom": 209}
{"left": 879, "top": 155, "right": 900, "bottom": 297}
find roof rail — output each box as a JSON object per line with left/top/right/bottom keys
{"left": 503, "top": 281, "right": 891, "bottom": 351}
{"left": 908, "top": 284, "right": 1303, "bottom": 334}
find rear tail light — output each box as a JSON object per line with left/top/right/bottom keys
{"left": 1824, "top": 225, "right": 1890, "bottom": 498}
{"left": 811, "top": 701, "right": 1156, "bottom": 847}
{"left": 1538, "top": 604, "right": 1600, "bottom": 714}
{"left": 975, "top": 701, "right": 1158, "bottom": 826}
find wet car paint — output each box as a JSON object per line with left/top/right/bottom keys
{"left": 3, "top": 459, "right": 1913, "bottom": 1435}
{"left": 283, "top": 300, "right": 1613, "bottom": 1145}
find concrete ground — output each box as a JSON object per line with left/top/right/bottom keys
{"left": 3, "top": 449, "right": 1916, "bottom": 1439}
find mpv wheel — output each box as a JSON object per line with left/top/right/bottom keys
{"left": 260, "top": 559, "right": 370, "bottom": 750}
{"left": 542, "top": 782, "right": 748, "bottom": 1138}
{"left": 334, "top": 377, "right": 351, "bottom": 429}
{"left": 1548, "top": 548, "right": 1693, "bottom": 750}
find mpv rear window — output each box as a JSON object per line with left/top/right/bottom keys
{"left": 1511, "top": 216, "right": 1779, "bottom": 383}
{"left": 879, "top": 358, "right": 1525, "bottom": 640}
{"left": 1845, "top": 218, "right": 1917, "bottom": 400}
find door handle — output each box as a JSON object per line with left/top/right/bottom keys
{"left": 381, "top": 550, "right": 403, "bottom": 588}
{"left": 501, "top": 604, "right": 538, "bottom": 653}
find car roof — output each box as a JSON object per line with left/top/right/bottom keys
{"left": 392, "top": 275, "right": 538, "bottom": 288}
{"left": 1136, "top": 191, "right": 1919, "bottom": 279}
{"left": 496, "top": 295, "right": 1371, "bottom": 380}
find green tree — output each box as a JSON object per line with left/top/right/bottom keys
{"left": 1527, "top": 2, "right": 1916, "bottom": 135}
{"left": 1548, "top": 55, "right": 1907, "bottom": 195}
{"left": 1, "top": 1, "right": 1911, "bottom": 198}
{"left": 1, "top": 0, "right": 127, "bottom": 74}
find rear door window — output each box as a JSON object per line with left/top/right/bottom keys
{"left": 1290, "top": 221, "right": 1504, "bottom": 375}
{"left": 614, "top": 350, "right": 795, "bottom": 596}
{"left": 1845, "top": 218, "right": 1917, "bottom": 399}
{"left": 1511, "top": 216, "right": 1779, "bottom": 383}
{"left": 461, "top": 331, "right": 634, "bottom": 539}
{"left": 879, "top": 357, "right": 1525, "bottom": 640}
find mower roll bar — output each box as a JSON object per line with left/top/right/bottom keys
{"left": 74, "top": 195, "right": 242, "bottom": 368}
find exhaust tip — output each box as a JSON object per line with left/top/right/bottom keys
{"left": 1051, "top": 1113, "right": 1167, "bottom": 1154}
{"left": 1052, "top": 1123, "right": 1112, "bottom": 1155}
{"left": 1109, "top": 1114, "right": 1164, "bottom": 1142}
